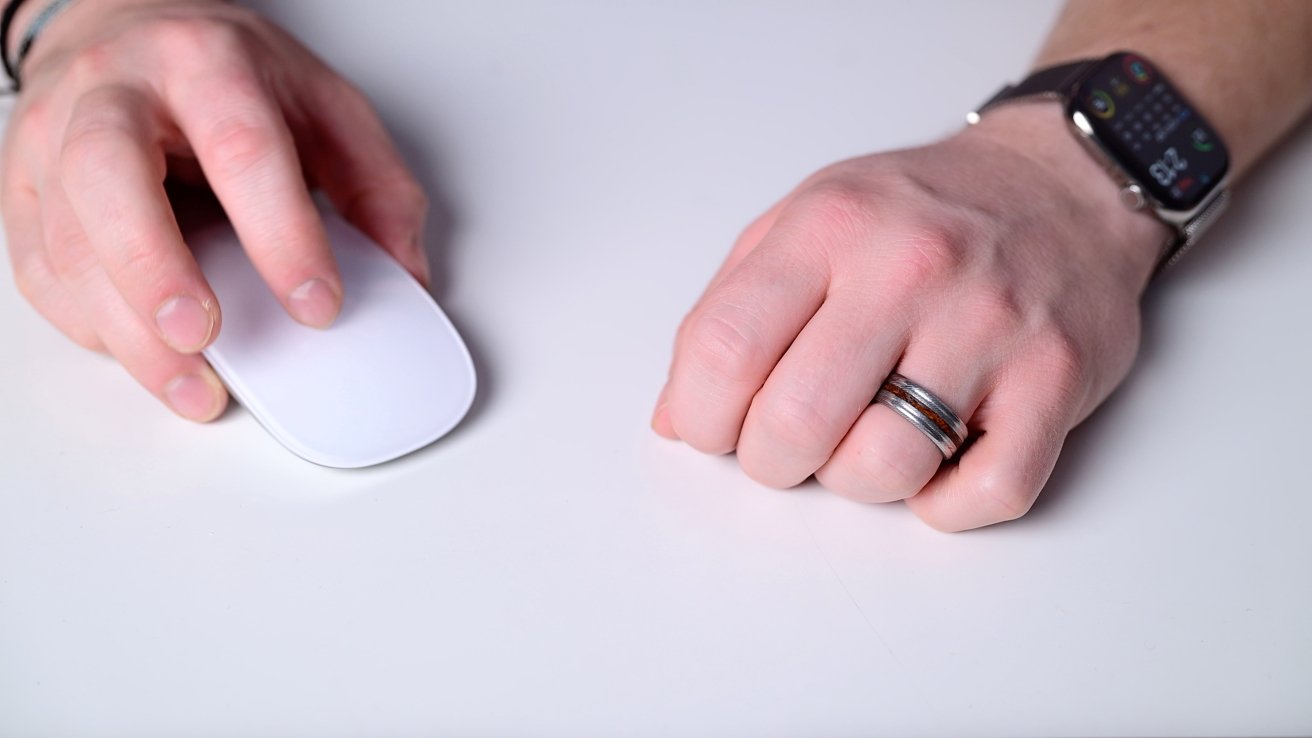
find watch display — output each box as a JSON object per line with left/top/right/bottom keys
{"left": 1069, "top": 52, "right": 1228, "bottom": 211}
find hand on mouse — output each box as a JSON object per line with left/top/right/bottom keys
{"left": 651, "top": 105, "right": 1170, "bottom": 531}
{"left": 1, "top": 0, "right": 428, "bottom": 421}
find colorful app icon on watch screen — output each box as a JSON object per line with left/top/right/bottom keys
{"left": 1088, "top": 90, "right": 1116, "bottom": 119}
{"left": 1071, "top": 52, "right": 1228, "bottom": 211}
{"left": 1124, "top": 55, "right": 1152, "bottom": 84}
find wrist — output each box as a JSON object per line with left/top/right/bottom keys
{"left": 7, "top": 0, "right": 93, "bottom": 82}
{"left": 12, "top": 0, "right": 219, "bottom": 82}
{"left": 955, "top": 102, "right": 1170, "bottom": 292}
{"left": 4, "top": 0, "right": 40, "bottom": 74}
{"left": 5, "top": 0, "right": 40, "bottom": 49}
{"left": 5, "top": 0, "right": 83, "bottom": 81}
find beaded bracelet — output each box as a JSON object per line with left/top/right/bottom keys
{"left": 1, "top": 0, "right": 77, "bottom": 91}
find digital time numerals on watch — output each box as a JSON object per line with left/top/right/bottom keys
{"left": 1069, "top": 52, "right": 1228, "bottom": 211}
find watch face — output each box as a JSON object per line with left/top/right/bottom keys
{"left": 1069, "top": 52, "right": 1228, "bottom": 211}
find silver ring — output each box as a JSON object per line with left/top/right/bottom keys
{"left": 873, "top": 373, "right": 968, "bottom": 459}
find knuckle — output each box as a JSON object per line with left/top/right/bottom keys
{"left": 751, "top": 389, "right": 833, "bottom": 453}
{"left": 12, "top": 257, "right": 44, "bottom": 305}
{"left": 64, "top": 323, "right": 104, "bottom": 353}
{"left": 664, "top": 391, "right": 740, "bottom": 456}
{"left": 683, "top": 307, "right": 767, "bottom": 388}
{"left": 396, "top": 177, "right": 429, "bottom": 215}
{"left": 1031, "top": 326, "right": 1088, "bottom": 409}
{"left": 961, "top": 282, "right": 1026, "bottom": 341}
{"left": 671, "top": 421, "right": 738, "bottom": 457}
{"left": 59, "top": 110, "right": 138, "bottom": 183}
{"left": 205, "top": 115, "right": 279, "bottom": 178}
{"left": 147, "top": 16, "right": 249, "bottom": 59}
{"left": 739, "top": 460, "right": 808, "bottom": 490}
{"left": 73, "top": 333, "right": 104, "bottom": 352}
{"left": 15, "top": 97, "right": 54, "bottom": 143}
{"left": 886, "top": 226, "right": 967, "bottom": 285}
{"left": 844, "top": 440, "right": 925, "bottom": 502}
{"left": 12, "top": 261, "right": 103, "bottom": 352}
{"left": 974, "top": 472, "right": 1035, "bottom": 525}
{"left": 103, "top": 240, "right": 164, "bottom": 287}
{"left": 45, "top": 233, "right": 95, "bottom": 281}
{"left": 67, "top": 42, "right": 118, "bottom": 84}
{"left": 59, "top": 128, "right": 114, "bottom": 178}
{"left": 795, "top": 179, "right": 874, "bottom": 239}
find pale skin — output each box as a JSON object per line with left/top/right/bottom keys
{"left": 650, "top": 1, "right": 1312, "bottom": 531}
{"left": 3, "top": 1, "right": 1311, "bottom": 529}
{"left": 1, "top": 0, "right": 429, "bottom": 421}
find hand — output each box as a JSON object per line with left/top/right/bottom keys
{"left": 1, "top": 0, "right": 428, "bottom": 421}
{"left": 652, "top": 105, "right": 1169, "bottom": 531}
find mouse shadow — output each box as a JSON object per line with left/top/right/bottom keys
{"left": 378, "top": 107, "right": 497, "bottom": 445}
{"left": 1018, "top": 120, "right": 1312, "bottom": 528}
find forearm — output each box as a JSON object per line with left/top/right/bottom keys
{"left": 1036, "top": 0, "right": 1312, "bottom": 180}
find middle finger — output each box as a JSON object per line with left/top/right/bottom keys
{"left": 735, "top": 289, "right": 910, "bottom": 488}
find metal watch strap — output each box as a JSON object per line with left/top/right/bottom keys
{"left": 1158, "top": 187, "right": 1229, "bottom": 272}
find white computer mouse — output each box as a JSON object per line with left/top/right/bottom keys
{"left": 189, "top": 205, "right": 476, "bottom": 468}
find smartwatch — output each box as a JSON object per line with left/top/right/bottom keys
{"left": 968, "top": 51, "right": 1230, "bottom": 272}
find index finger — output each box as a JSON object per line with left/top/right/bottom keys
{"left": 165, "top": 61, "right": 342, "bottom": 328}
{"left": 663, "top": 216, "right": 830, "bottom": 455}
{"left": 59, "top": 85, "right": 221, "bottom": 353}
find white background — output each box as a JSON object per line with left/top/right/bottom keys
{"left": 2, "top": 1, "right": 1310, "bottom": 735}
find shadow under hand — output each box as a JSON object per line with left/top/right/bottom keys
{"left": 374, "top": 105, "right": 495, "bottom": 441}
{"left": 1023, "top": 120, "right": 1312, "bottom": 525}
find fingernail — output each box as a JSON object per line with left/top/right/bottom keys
{"left": 164, "top": 371, "right": 224, "bottom": 422}
{"left": 288, "top": 278, "right": 341, "bottom": 328}
{"left": 651, "top": 403, "right": 675, "bottom": 435}
{"left": 155, "top": 295, "right": 216, "bottom": 352}
{"left": 651, "top": 384, "right": 677, "bottom": 438}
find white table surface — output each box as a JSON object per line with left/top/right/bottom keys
{"left": 2, "top": 2, "right": 1310, "bottom": 736}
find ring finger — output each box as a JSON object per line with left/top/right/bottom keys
{"left": 815, "top": 333, "right": 990, "bottom": 503}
